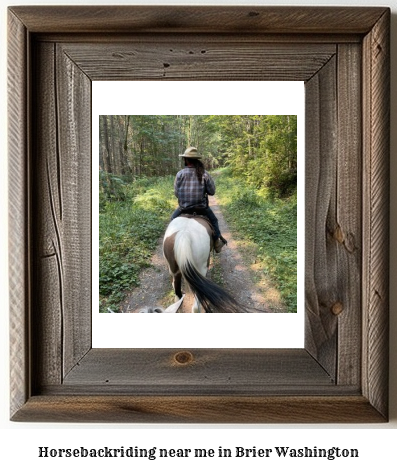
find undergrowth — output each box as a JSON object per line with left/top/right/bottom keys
{"left": 214, "top": 168, "right": 297, "bottom": 312}
{"left": 99, "top": 169, "right": 298, "bottom": 313}
{"left": 99, "top": 175, "right": 175, "bottom": 312}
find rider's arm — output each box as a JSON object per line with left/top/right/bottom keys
{"left": 205, "top": 173, "right": 216, "bottom": 196}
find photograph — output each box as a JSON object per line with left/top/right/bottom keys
{"left": 92, "top": 82, "right": 304, "bottom": 349}
{"left": 98, "top": 114, "right": 298, "bottom": 315}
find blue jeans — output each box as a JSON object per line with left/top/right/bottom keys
{"left": 171, "top": 207, "right": 221, "bottom": 240}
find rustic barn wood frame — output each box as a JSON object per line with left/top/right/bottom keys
{"left": 8, "top": 6, "right": 390, "bottom": 423}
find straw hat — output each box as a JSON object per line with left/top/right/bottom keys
{"left": 179, "top": 147, "right": 202, "bottom": 159}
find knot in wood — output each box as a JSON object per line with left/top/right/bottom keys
{"left": 333, "top": 225, "right": 344, "bottom": 244}
{"left": 174, "top": 351, "right": 194, "bottom": 365}
{"left": 331, "top": 302, "right": 344, "bottom": 316}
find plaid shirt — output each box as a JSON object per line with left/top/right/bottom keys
{"left": 174, "top": 167, "right": 216, "bottom": 209}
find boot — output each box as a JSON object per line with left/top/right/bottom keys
{"left": 214, "top": 235, "right": 227, "bottom": 253}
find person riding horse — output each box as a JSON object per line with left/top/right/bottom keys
{"left": 171, "top": 147, "right": 227, "bottom": 253}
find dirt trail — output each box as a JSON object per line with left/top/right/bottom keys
{"left": 122, "top": 195, "right": 285, "bottom": 313}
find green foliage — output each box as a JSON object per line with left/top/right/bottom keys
{"left": 215, "top": 169, "right": 297, "bottom": 312}
{"left": 99, "top": 113, "right": 298, "bottom": 311}
{"left": 221, "top": 115, "right": 297, "bottom": 198}
{"left": 99, "top": 170, "right": 129, "bottom": 211}
{"left": 134, "top": 188, "right": 173, "bottom": 214}
{"left": 99, "top": 176, "right": 175, "bottom": 312}
{"left": 100, "top": 114, "right": 297, "bottom": 197}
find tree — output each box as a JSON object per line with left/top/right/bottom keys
{"left": 98, "top": 114, "right": 297, "bottom": 199}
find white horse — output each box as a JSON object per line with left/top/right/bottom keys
{"left": 163, "top": 216, "right": 243, "bottom": 313}
{"left": 138, "top": 295, "right": 185, "bottom": 313}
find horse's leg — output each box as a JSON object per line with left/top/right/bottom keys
{"left": 192, "top": 297, "right": 200, "bottom": 313}
{"left": 173, "top": 271, "right": 183, "bottom": 301}
{"left": 164, "top": 232, "right": 183, "bottom": 302}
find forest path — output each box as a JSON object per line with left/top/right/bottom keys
{"left": 122, "top": 195, "right": 286, "bottom": 313}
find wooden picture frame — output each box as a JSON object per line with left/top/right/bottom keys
{"left": 8, "top": 6, "right": 390, "bottom": 423}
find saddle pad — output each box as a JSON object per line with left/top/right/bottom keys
{"left": 179, "top": 213, "right": 215, "bottom": 235}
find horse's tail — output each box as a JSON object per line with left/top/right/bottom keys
{"left": 174, "top": 230, "right": 245, "bottom": 313}
{"left": 182, "top": 260, "right": 246, "bottom": 312}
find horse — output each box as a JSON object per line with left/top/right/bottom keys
{"left": 163, "top": 215, "right": 243, "bottom": 313}
{"left": 138, "top": 295, "right": 185, "bottom": 313}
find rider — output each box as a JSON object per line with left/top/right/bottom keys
{"left": 171, "top": 147, "right": 227, "bottom": 253}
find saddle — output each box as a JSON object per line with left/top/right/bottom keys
{"left": 179, "top": 212, "right": 215, "bottom": 236}
{"left": 178, "top": 211, "right": 227, "bottom": 253}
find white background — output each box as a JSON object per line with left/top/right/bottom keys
{"left": 1, "top": 0, "right": 396, "bottom": 469}
{"left": 92, "top": 81, "right": 305, "bottom": 348}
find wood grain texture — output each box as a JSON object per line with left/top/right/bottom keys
{"left": 304, "top": 57, "right": 338, "bottom": 377}
{"left": 11, "top": 396, "right": 385, "bottom": 424}
{"left": 32, "top": 42, "right": 63, "bottom": 387}
{"left": 304, "top": 43, "right": 363, "bottom": 386}
{"left": 62, "top": 349, "right": 333, "bottom": 392}
{"left": 32, "top": 42, "right": 92, "bottom": 388}
{"left": 8, "top": 10, "right": 30, "bottom": 419}
{"left": 9, "top": 6, "right": 387, "bottom": 34}
{"left": 60, "top": 43, "right": 335, "bottom": 82}
{"left": 55, "top": 45, "right": 92, "bottom": 377}
{"left": 362, "top": 9, "right": 390, "bottom": 419}
{"left": 335, "top": 44, "right": 362, "bottom": 386}
{"left": 34, "top": 33, "right": 363, "bottom": 45}
{"left": 8, "top": 6, "right": 390, "bottom": 423}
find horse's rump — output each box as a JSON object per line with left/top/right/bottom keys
{"left": 163, "top": 217, "right": 212, "bottom": 272}
{"left": 163, "top": 216, "right": 243, "bottom": 312}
